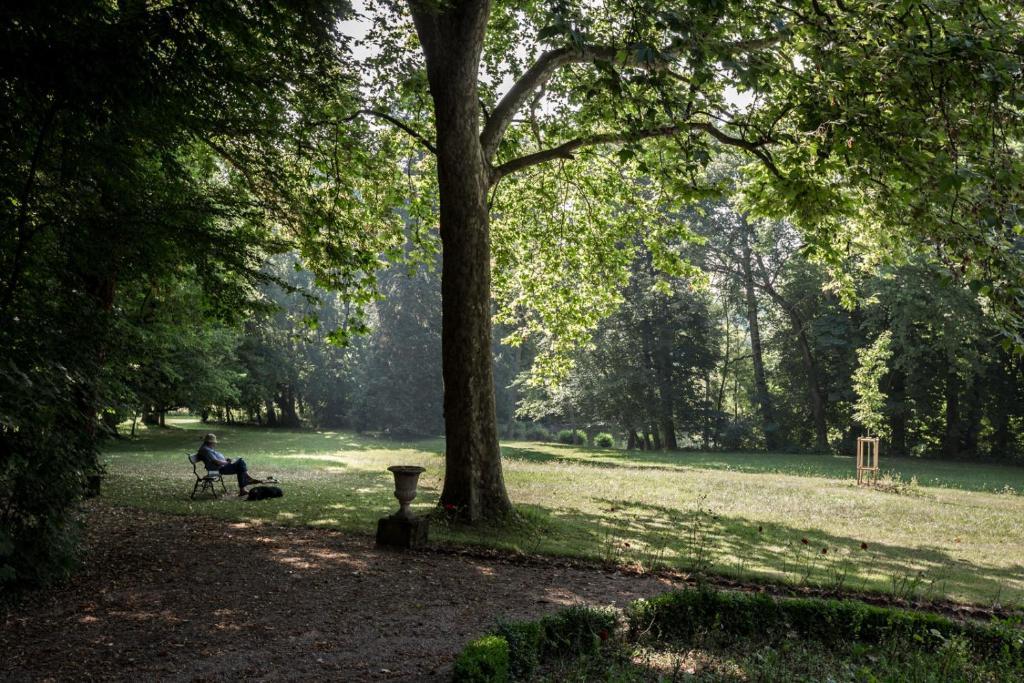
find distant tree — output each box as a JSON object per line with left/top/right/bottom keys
{"left": 521, "top": 241, "right": 718, "bottom": 449}
{"left": 853, "top": 332, "right": 894, "bottom": 439}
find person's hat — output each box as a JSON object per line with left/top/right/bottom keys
{"left": 204, "top": 433, "right": 218, "bottom": 444}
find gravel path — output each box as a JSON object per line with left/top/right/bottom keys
{"left": 1, "top": 501, "right": 685, "bottom": 681}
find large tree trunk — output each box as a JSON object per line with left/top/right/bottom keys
{"left": 410, "top": 0, "right": 511, "bottom": 521}
{"left": 740, "top": 229, "right": 780, "bottom": 450}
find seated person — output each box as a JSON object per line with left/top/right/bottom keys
{"left": 197, "top": 433, "right": 263, "bottom": 495}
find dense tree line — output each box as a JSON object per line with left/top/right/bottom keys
{"left": 141, "top": 199, "right": 1023, "bottom": 465}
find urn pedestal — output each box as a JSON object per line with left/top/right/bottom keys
{"left": 376, "top": 465, "right": 430, "bottom": 549}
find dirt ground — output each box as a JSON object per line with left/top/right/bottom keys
{"left": 1, "top": 501, "right": 687, "bottom": 682}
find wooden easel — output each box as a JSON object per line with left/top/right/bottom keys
{"left": 856, "top": 436, "right": 880, "bottom": 486}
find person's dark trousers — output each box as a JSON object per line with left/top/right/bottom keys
{"left": 217, "top": 459, "right": 252, "bottom": 490}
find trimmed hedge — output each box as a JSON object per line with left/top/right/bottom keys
{"left": 627, "top": 588, "right": 1023, "bottom": 659}
{"left": 453, "top": 588, "right": 1023, "bottom": 682}
{"left": 453, "top": 606, "right": 617, "bottom": 682}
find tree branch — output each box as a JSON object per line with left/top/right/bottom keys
{"left": 342, "top": 109, "right": 437, "bottom": 155}
{"left": 490, "top": 121, "right": 782, "bottom": 184}
{"left": 490, "top": 125, "right": 677, "bottom": 183}
{"left": 479, "top": 33, "right": 786, "bottom": 162}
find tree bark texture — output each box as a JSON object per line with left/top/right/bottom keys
{"left": 410, "top": 0, "right": 512, "bottom": 520}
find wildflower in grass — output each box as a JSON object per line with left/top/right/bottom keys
{"left": 444, "top": 503, "right": 456, "bottom": 512}
{"left": 821, "top": 547, "right": 828, "bottom": 554}
{"left": 757, "top": 526, "right": 763, "bottom": 533}
{"left": 801, "top": 538, "right": 809, "bottom": 545}
{"left": 860, "top": 542, "right": 869, "bottom": 550}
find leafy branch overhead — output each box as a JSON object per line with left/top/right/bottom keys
{"left": 358, "top": 0, "right": 1023, "bottom": 354}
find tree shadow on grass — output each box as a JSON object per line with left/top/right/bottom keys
{"left": 507, "top": 499, "right": 1024, "bottom": 609}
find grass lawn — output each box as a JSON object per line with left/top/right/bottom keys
{"left": 102, "top": 416, "right": 1024, "bottom": 608}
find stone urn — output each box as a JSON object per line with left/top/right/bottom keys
{"left": 387, "top": 465, "right": 426, "bottom": 520}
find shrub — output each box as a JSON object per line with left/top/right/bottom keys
{"left": 594, "top": 432, "right": 615, "bottom": 448}
{"left": 541, "top": 605, "right": 619, "bottom": 657}
{"left": 557, "top": 429, "right": 586, "bottom": 445}
{"left": 452, "top": 635, "right": 509, "bottom": 683}
{"left": 626, "top": 588, "right": 1017, "bottom": 658}
{"left": 524, "top": 424, "right": 552, "bottom": 442}
{"left": 456, "top": 590, "right": 1023, "bottom": 682}
{"left": 494, "top": 620, "right": 544, "bottom": 680}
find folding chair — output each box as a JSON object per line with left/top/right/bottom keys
{"left": 188, "top": 453, "right": 226, "bottom": 498}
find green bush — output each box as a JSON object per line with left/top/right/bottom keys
{"left": 626, "top": 588, "right": 1019, "bottom": 658}
{"left": 524, "top": 424, "right": 552, "bottom": 442}
{"left": 540, "top": 605, "right": 618, "bottom": 657}
{"left": 494, "top": 620, "right": 544, "bottom": 680}
{"left": 557, "top": 429, "right": 586, "bottom": 445}
{"left": 594, "top": 432, "right": 615, "bottom": 448}
{"left": 455, "top": 606, "right": 620, "bottom": 682}
{"left": 455, "top": 590, "right": 1023, "bottom": 682}
{"left": 452, "top": 635, "right": 509, "bottom": 683}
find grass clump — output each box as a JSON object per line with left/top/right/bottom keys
{"left": 593, "top": 433, "right": 615, "bottom": 448}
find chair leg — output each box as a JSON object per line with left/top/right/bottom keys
{"left": 219, "top": 478, "right": 227, "bottom": 495}
{"left": 191, "top": 480, "right": 199, "bottom": 499}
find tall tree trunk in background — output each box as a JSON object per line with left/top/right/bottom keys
{"left": 650, "top": 425, "right": 662, "bottom": 450}
{"left": 410, "top": 0, "right": 512, "bottom": 520}
{"left": 275, "top": 386, "right": 299, "bottom": 427}
{"left": 961, "top": 381, "right": 982, "bottom": 459}
{"left": 740, "top": 229, "right": 780, "bottom": 450}
{"left": 641, "top": 317, "right": 677, "bottom": 450}
{"left": 942, "top": 366, "right": 961, "bottom": 458}
{"left": 790, "top": 319, "right": 828, "bottom": 451}
{"left": 757, "top": 273, "right": 828, "bottom": 452}
{"left": 264, "top": 399, "right": 277, "bottom": 427}
{"left": 888, "top": 367, "right": 908, "bottom": 456}
{"left": 505, "top": 343, "right": 522, "bottom": 439}
{"left": 701, "top": 370, "right": 711, "bottom": 449}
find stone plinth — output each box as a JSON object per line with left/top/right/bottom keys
{"left": 376, "top": 515, "right": 429, "bottom": 549}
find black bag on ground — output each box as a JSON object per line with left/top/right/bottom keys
{"left": 246, "top": 485, "right": 283, "bottom": 501}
